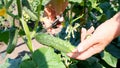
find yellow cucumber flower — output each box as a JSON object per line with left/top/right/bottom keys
{"left": 0, "top": 7, "right": 7, "bottom": 17}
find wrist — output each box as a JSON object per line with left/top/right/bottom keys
{"left": 111, "top": 12, "right": 120, "bottom": 24}
{"left": 110, "top": 12, "right": 120, "bottom": 36}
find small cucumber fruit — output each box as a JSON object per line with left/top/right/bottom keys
{"left": 35, "top": 33, "right": 75, "bottom": 53}
{"left": 6, "top": 28, "right": 18, "bottom": 54}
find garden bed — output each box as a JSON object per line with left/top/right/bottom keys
{"left": 0, "top": 38, "right": 43, "bottom": 64}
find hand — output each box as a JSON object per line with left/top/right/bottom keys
{"left": 67, "top": 15, "right": 120, "bottom": 60}
{"left": 80, "top": 26, "right": 94, "bottom": 42}
{"left": 41, "top": 0, "right": 68, "bottom": 35}
{"left": 41, "top": 16, "right": 63, "bottom": 35}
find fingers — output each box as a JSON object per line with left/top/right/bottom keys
{"left": 81, "top": 28, "right": 87, "bottom": 42}
{"left": 87, "top": 26, "right": 95, "bottom": 35}
{"left": 67, "top": 43, "right": 104, "bottom": 60}
{"left": 77, "top": 36, "right": 97, "bottom": 52}
{"left": 79, "top": 26, "right": 95, "bottom": 52}
{"left": 81, "top": 26, "right": 95, "bottom": 41}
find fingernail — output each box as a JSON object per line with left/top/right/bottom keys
{"left": 81, "top": 27, "right": 85, "bottom": 31}
{"left": 81, "top": 27, "right": 87, "bottom": 33}
{"left": 90, "top": 26, "right": 95, "bottom": 31}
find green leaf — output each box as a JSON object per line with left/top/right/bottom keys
{"left": 20, "top": 60, "right": 36, "bottom": 68}
{"left": 21, "top": 54, "right": 30, "bottom": 61}
{"left": 99, "top": 2, "right": 111, "bottom": 13}
{"left": 102, "top": 50, "right": 117, "bottom": 67}
{"left": 106, "top": 43, "right": 120, "bottom": 58}
{"left": 119, "top": 0, "right": 120, "bottom": 11}
{"left": 42, "top": 0, "right": 51, "bottom": 6}
{"left": 0, "top": 58, "right": 21, "bottom": 68}
{"left": 0, "top": 30, "right": 9, "bottom": 44}
{"left": 77, "top": 57, "right": 102, "bottom": 68}
{"left": 6, "top": 0, "right": 14, "bottom": 9}
{"left": 22, "top": 0, "right": 31, "bottom": 9}
{"left": 30, "top": 0, "right": 50, "bottom": 12}
{"left": 69, "top": 63, "right": 78, "bottom": 68}
{"left": 0, "top": 4, "right": 4, "bottom": 9}
{"left": 32, "top": 47, "right": 66, "bottom": 68}
{"left": 69, "top": 0, "right": 82, "bottom": 3}
{"left": 89, "top": 0, "right": 98, "bottom": 8}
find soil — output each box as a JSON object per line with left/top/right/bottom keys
{"left": 0, "top": 38, "right": 43, "bottom": 64}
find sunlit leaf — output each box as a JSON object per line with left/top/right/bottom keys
{"left": 69, "top": 0, "right": 82, "bottom": 3}
{"left": 42, "top": 0, "right": 51, "bottom": 6}
{"left": 102, "top": 50, "right": 117, "bottom": 67}
{"left": 105, "top": 43, "right": 120, "bottom": 58}
{"left": 0, "top": 58, "right": 21, "bottom": 68}
{"left": 77, "top": 57, "right": 102, "bottom": 68}
{"left": 21, "top": 54, "right": 30, "bottom": 61}
{"left": 20, "top": 60, "right": 36, "bottom": 68}
{"left": 32, "top": 47, "right": 66, "bottom": 68}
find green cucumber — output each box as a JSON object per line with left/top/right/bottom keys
{"left": 35, "top": 33, "right": 75, "bottom": 53}
{"left": 6, "top": 28, "right": 18, "bottom": 54}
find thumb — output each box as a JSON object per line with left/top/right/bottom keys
{"left": 77, "top": 36, "right": 97, "bottom": 52}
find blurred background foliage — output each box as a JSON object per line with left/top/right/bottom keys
{"left": 0, "top": 0, "right": 120, "bottom": 68}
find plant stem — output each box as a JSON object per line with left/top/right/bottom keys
{"left": 16, "top": 0, "right": 33, "bottom": 53}
{"left": 70, "top": 14, "right": 83, "bottom": 24}
{"left": 16, "top": 0, "right": 22, "bottom": 18}
{"left": 31, "top": 0, "right": 43, "bottom": 38}
{"left": 118, "top": 0, "right": 120, "bottom": 11}
{"left": 69, "top": 4, "right": 74, "bottom": 24}
{"left": 7, "top": 11, "right": 19, "bottom": 19}
{"left": 3, "top": 0, "right": 8, "bottom": 6}
{"left": 84, "top": 0, "right": 88, "bottom": 24}
{"left": 5, "top": 0, "right": 14, "bottom": 9}
{"left": 20, "top": 18, "right": 33, "bottom": 53}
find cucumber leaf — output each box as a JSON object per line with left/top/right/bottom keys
{"left": 69, "top": 0, "right": 82, "bottom": 3}
{"left": 0, "top": 30, "right": 9, "bottom": 44}
{"left": 0, "top": 58, "right": 21, "bottom": 68}
{"left": 42, "top": 0, "right": 51, "bottom": 6}
{"left": 102, "top": 50, "right": 117, "bottom": 67}
{"left": 20, "top": 60, "right": 36, "bottom": 68}
{"left": 32, "top": 47, "right": 66, "bottom": 68}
